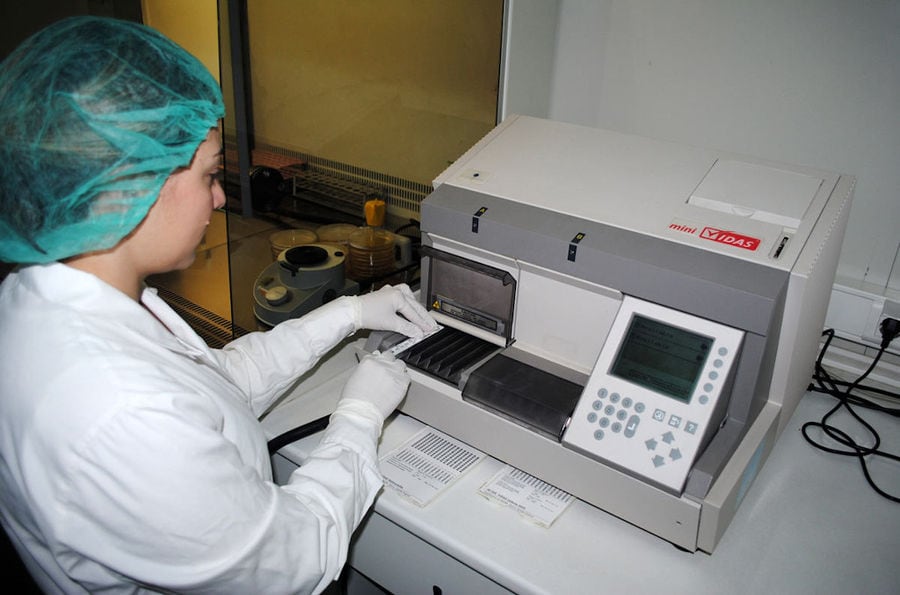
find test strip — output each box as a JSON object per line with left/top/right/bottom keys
{"left": 385, "top": 324, "right": 444, "bottom": 356}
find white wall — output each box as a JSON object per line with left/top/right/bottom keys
{"left": 501, "top": 0, "right": 560, "bottom": 121}
{"left": 545, "top": 0, "right": 900, "bottom": 291}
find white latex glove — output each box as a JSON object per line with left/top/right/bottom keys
{"left": 354, "top": 284, "right": 438, "bottom": 338}
{"left": 333, "top": 352, "right": 411, "bottom": 424}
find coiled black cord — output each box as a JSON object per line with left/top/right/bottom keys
{"left": 803, "top": 328, "right": 900, "bottom": 502}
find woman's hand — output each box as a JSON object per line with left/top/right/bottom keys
{"left": 354, "top": 284, "right": 438, "bottom": 338}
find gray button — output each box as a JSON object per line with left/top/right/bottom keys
{"left": 668, "top": 415, "right": 682, "bottom": 428}
{"left": 708, "top": 371, "right": 719, "bottom": 380}
{"left": 662, "top": 431, "right": 675, "bottom": 444}
{"left": 625, "top": 415, "right": 640, "bottom": 438}
{"left": 713, "top": 359, "right": 723, "bottom": 368}
{"left": 592, "top": 400, "right": 602, "bottom": 411}
{"left": 704, "top": 383, "right": 714, "bottom": 392}
{"left": 605, "top": 405, "right": 616, "bottom": 416}
{"left": 594, "top": 429, "right": 605, "bottom": 440}
{"left": 587, "top": 412, "right": 597, "bottom": 423}
{"left": 718, "top": 347, "right": 728, "bottom": 356}
{"left": 652, "top": 455, "right": 665, "bottom": 467}
{"left": 670, "top": 448, "right": 682, "bottom": 461}
{"left": 611, "top": 422, "right": 622, "bottom": 433}
{"left": 699, "top": 395, "right": 709, "bottom": 405}
{"left": 653, "top": 408, "right": 666, "bottom": 422}
{"left": 685, "top": 421, "right": 698, "bottom": 434}
{"left": 645, "top": 438, "right": 658, "bottom": 450}
{"left": 610, "top": 392, "right": 620, "bottom": 403}
{"left": 635, "top": 402, "right": 646, "bottom": 413}
{"left": 597, "top": 388, "right": 608, "bottom": 398}
{"left": 622, "top": 397, "right": 633, "bottom": 408}
{"left": 616, "top": 409, "right": 628, "bottom": 421}
{"left": 599, "top": 417, "right": 610, "bottom": 428}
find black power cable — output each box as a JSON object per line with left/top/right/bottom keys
{"left": 803, "top": 319, "right": 900, "bottom": 502}
{"left": 267, "top": 415, "right": 331, "bottom": 456}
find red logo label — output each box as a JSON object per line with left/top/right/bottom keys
{"left": 699, "top": 227, "right": 760, "bottom": 251}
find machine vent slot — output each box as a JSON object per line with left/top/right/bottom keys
{"left": 398, "top": 327, "right": 499, "bottom": 385}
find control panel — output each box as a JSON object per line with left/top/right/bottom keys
{"left": 561, "top": 296, "right": 744, "bottom": 494}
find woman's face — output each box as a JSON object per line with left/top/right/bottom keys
{"left": 134, "top": 129, "right": 225, "bottom": 274}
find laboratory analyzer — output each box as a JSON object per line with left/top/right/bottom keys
{"left": 366, "top": 115, "right": 854, "bottom": 552}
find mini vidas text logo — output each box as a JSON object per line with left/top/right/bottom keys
{"left": 700, "top": 227, "right": 760, "bottom": 251}
{"left": 668, "top": 222, "right": 697, "bottom": 234}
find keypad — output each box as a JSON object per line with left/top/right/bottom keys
{"left": 586, "top": 383, "right": 705, "bottom": 472}
{"left": 587, "top": 387, "right": 646, "bottom": 441}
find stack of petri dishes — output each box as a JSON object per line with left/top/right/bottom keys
{"left": 268, "top": 228, "right": 318, "bottom": 260}
{"left": 347, "top": 226, "right": 395, "bottom": 280}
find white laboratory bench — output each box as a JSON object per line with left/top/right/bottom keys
{"left": 262, "top": 343, "right": 900, "bottom": 595}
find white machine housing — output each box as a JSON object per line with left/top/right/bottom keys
{"left": 382, "top": 115, "right": 854, "bottom": 552}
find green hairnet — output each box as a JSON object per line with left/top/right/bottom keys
{"left": 0, "top": 16, "right": 225, "bottom": 263}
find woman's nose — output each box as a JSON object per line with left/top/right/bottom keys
{"left": 212, "top": 179, "right": 226, "bottom": 210}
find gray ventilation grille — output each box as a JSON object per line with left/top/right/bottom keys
{"left": 153, "top": 286, "right": 250, "bottom": 349}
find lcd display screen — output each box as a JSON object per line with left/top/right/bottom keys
{"left": 609, "top": 315, "right": 713, "bottom": 402}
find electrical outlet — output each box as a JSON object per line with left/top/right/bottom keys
{"left": 824, "top": 284, "right": 900, "bottom": 386}
{"left": 879, "top": 299, "right": 900, "bottom": 346}
{"left": 862, "top": 297, "right": 900, "bottom": 346}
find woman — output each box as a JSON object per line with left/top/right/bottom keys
{"left": 0, "top": 16, "right": 436, "bottom": 594}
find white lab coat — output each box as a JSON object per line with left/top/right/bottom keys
{"left": 0, "top": 263, "right": 384, "bottom": 594}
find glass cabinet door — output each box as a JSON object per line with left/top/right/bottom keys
{"left": 50, "top": 0, "right": 504, "bottom": 345}
{"left": 221, "top": 0, "right": 504, "bottom": 336}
